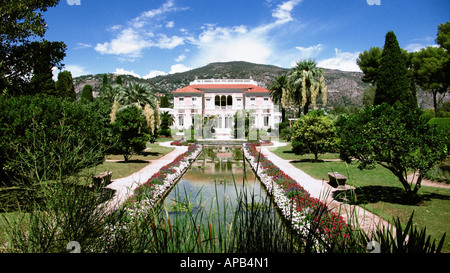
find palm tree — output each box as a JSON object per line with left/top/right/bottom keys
{"left": 110, "top": 82, "right": 160, "bottom": 137}
{"left": 160, "top": 111, "right": 174, "bottom": 129}
{"left": 100, "top": 83, "right": 124, "bottom": 103}
{"left": 269, "top": 75, "right": 287, "bottom": 123}
{"left": 117, "top": 82, "right": 156, "bottom": 109}
{"left": 286, "top": 60, "right": 327, "bottom": 115}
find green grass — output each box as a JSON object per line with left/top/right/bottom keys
{"left": 269, "top": 143, "right": 340, "bottom": 161}
{"left": 270, "top": 144, "right": 450, "bottom": 252}
{"left": 79, "top": 142, "right": 175, "bottom": 180}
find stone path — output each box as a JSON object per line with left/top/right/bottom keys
{"left": 258, "top": 141, "right": 391, "bottom": 235}
{"left": 104, "top": 142, "right": 188, "bottom": 213}
{"left": 103, "top": 140, "right": 394, "bottom": 234}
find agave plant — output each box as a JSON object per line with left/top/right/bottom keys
{"left": 368, "top": 212, "right": 446, "bottom": 253}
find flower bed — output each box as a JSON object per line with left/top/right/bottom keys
{"left": 170, "top": 140, "right": 189, "bottom": 146}
{"left": 126, "top": 144, "right": 202, "bottom": 207}
{"left": 243, "top": 143, "right": 351, "bottom": 248}
{"left": 253, "top": 140, "right": 274, "bottom": 146}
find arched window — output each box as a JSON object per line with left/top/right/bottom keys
{"left": 215, "top": 95, "right": 220, "bottom": 107}
{"left": 218, "top": 115, "right": 222, "bottom": 128}
{"left": 227, "top": 95, "right": 232, "bottom": 107}
{"left": 225, "top": 115, "right": 233, "bottom": 128}
{"left": 221, "top": 95, "right": 226, "bottom": 107}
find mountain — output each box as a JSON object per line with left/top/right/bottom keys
{"left": 73, "top": 61, "right": 439, "bottom": 109}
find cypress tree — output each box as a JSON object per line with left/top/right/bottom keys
{"left": 55, "top": 70, "right": 76, "bottom": 100}
{"left": 81, "top": 84, "right": 94, "bottom": 102}
{"left": 375, "top": 31, "right": 417, "bottom": 108}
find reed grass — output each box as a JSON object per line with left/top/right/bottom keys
{"left": 1, "top": 145, "right": 445, "bottom": 253}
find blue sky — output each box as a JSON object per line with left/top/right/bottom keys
{"left": 43, "top": 0, "right": 449, "bottom": 79}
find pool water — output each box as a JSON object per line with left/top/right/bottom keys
{"left": 163, "top": 146, "right": 273, "bottom": 219}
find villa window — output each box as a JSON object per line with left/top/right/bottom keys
{"left": 227, "top": 95, "right": 232, "bottom": 108}
{"left": 178, "top": 114, "right": 184, "bottom": 127}
{"left": 218, "top": 115, "right": 223, "bottom": 128}
{"left": 221, "top": 95, "right": 226, "bottom": 107}
{"left": 264, "top": 116, "right": 270, "bottom": 127}
{"left": 215, "top": 96, "right": 220, "bottom": 108}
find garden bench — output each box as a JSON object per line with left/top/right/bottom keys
{"left": 327, "top": 172, "right": 347, "bottom": 188}
{"left": 92, "top": 171, "right": 112, "bottom": 186}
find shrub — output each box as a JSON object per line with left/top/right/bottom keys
{"left": 291, "top": 110, "right": 338, "bottom": 161}
{"left": 337, "top": 103, "right": 447, "bottom": 199}
{"left": 109, "top": 106, "right": 150, "bottom": 162}
{"left": 0, "top": 95, "right": 111, "bottom": 184}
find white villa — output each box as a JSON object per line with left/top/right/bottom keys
{"left": 171, "top": 78, "right": 281, "bottom": 139}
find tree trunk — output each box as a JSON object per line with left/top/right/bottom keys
{"left": 412, "top": 172, "right": 423, "bottom": 195}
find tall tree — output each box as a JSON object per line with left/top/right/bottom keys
{"left": 436, "top": 21, "right": 450, "bottom": 51}
{"left": 111, "top": 106, "right": 149, "bottom": 162}
{"left": 411, "top": 46, "right": 449, "bottom": 114}
{"left": 115, "top": 75, "right": 123, "bottom": 85}
{"left": 117, "top": 82, "right": 156, "bottom": 109}
{"left": 269, "top": 75, "right": 287, "bottom": 122}
{"left": 81, "top": 84, "right": 93, "bottom": 102}
{"left": 28, "top": 40, "right": 66, "bottom": 96}
{"left": 100, "top": 84, "right": 124, "bottom": 103}
{"left": 0, "top": 0, "right": 62, "bottom": 95}
{"left": 337, "top": 104, "right": 447, "bottom": 200}
{"left": 436, "top": 21, "right": 450, "bottom": 96}
{"left": 375, "top": 31, "right": 417, "bottom": 108}
{"left": 356, "top": 47, "right": 382, "bottom": 85}
{"left": 285, "top": 60, "right": 327, "bottom": 115}
{"left": 55, "top": 70, "right": 76, "bottom": 100}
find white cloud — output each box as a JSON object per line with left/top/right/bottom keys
{"left": 175, "top": 54, "right": 186, "bottom": 62}
{"left": 95, "top": 28, "right": 152, "bottom": 58}
{"left": 190, "top": 24, "right": 273, "bottom": 67}
{"left": 65, "top": 65, "right": 88, "bottom": 78}
{"left": 74, "top": 43, "right": 92, "bottom": 50}
{"left": 295, "top": 44, "right": 323, "bottom": 59}
{"left": 132, "top": 0, "right": 177, "bottom": 28}
{"left": 405, "top": 43, "right": 438, "bottom": 52}
{"left": 95, "top": 0, "right": 187, "bottom": 60}
{"left": 143, "top": 70, "right": 168, "bottom": 79}
{"left": 53, "top": 65, "right": 88, "bottom": 80}
{"left": 169, "top": 64, "right": 192, "bottom": 74}
{"left": 272, "top": 0, "right": 303, "bottom": 24}
{"left": 166, "top": 21, "right": 175, "bottom": 28}
{"left": 188, "top": 0, "right": 303, "bottom": 68}
{"left": 156, "top": 34, "right": 184, "bottom": 49}
{"left": 317, "top": 48, "right": 361, "bottom": 72}
{"left": 113, "top": 68, "right": 141, "bottom": 78}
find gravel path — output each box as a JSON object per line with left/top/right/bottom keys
{"left": 258, "top": 141, "right": 391, "bottom": 235}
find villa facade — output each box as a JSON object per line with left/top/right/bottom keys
{"left": 171, "top": 78, "right": 281, "bottom": 139}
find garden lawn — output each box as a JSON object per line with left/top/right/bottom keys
{"left": 270, "top": 144, "right": 450, "bottom": 253}
{"left": 78, "top": 142, "right": 175, "bottom": 181}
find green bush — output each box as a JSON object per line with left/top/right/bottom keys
{"left": 0, "top": 95, "right": 112, "bottom": 184}
{"left": 109, "top": 106, "right": 150, "bottom": 161}
{"left": 291, "top": 110, "right": 337, "bottom": 161}
{"left": 337, "top": 104, "right": 447, "bottom": 198}
{"left": 428, "top": 118, "right": 450, "bottom": 152}
{"left": 420, "top": 109, "right": 435, "bottom": 122}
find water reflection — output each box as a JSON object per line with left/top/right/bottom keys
{"left": 163, "top": 146, "right": 269, "bottom": 218}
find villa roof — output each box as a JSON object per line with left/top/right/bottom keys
{"left": 172, "top": 86, "right": 204, "bottom": 94}
{"left": 172, "top": 83, "right": 270, "bottom": 94}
